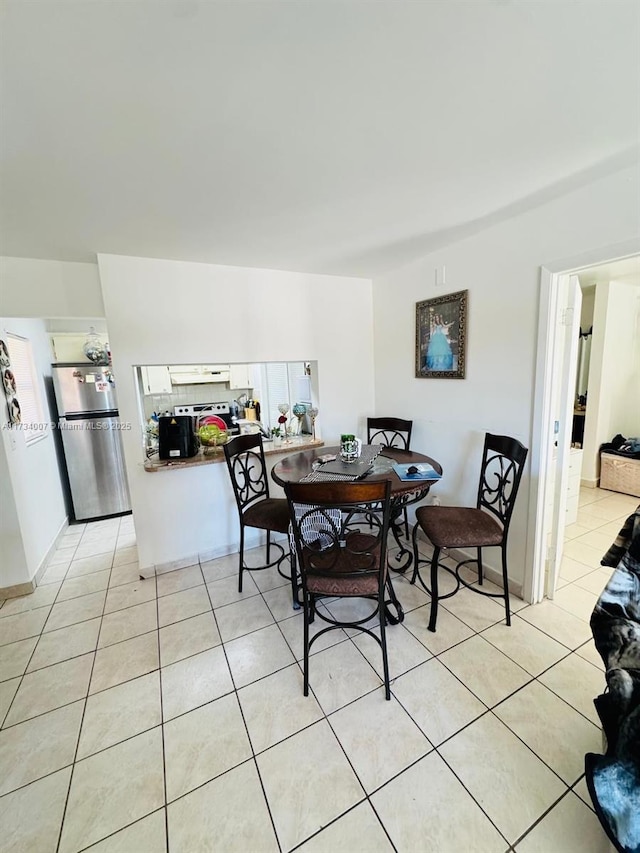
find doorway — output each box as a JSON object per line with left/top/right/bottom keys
{"left": 525, "top": 240, "right": 640, "bottom": 604}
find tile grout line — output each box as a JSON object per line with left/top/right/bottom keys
{"left": 261, "top": 555, "right": 389, "bottom": 852}
{"left": 0, "top": 529, "right": 83, "bottom": 729}
{"left": 308, "top": 593, "right": 512, "bottom": 851}
{"left": 260, "top": 545, "right": 486, "bottom": 850}
{"left": 371, "top": 600, "right": 598, "bottom": 843}
{"left": 74, "top": 806, "right": 166, "bottom": 853}
{"left": 201, "top": 549, "right": 284, "bottom": 853}
{"left": 54, "top": 515, "right": 122, "bottom": 853}
{"left": 508, "top": 785, "right": 582, "bottom": 849}
{"left": 254, "top": 554, "right": 409, "bottom": 847}
{"left": 208, "top": 560, "right": 604, "bottom": 820}
{"left": 0, "top": 525, "right": 113, "bottom": 802}
{"left": 153, "top": 559, "right": 170, "bottom": 853}
{"left": 1, "top": 516, "right": 614, "bottom": 850}
{"left": 400, "top": 575, "right": 604, "bottom": 837}
{"left": 381, "top": 655, "right": 570, "bottom": 848}
{"left": 433, "top": 740, "right": 530, "bottom": 850}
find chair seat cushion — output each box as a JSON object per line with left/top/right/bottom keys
{"left": 415, "top": 506, "right": 504, "bottom": 548}
{"left": 243, "top": 498, "right": 290, "bottom": 534}
{"left": 307, "top": 573, "right": 380, "bottom": 597}
{"left": 304, "top": 532, "right": 383, "bottom": 597}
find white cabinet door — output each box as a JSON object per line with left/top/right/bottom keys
{"left": 141, "top": 366, "right": 171, "bottom": 394}
{"left": 51, "top": 333, "right": 108, "bottom": 363}
{"left": 229, "top": 364, "right": 252, "bottom": 389}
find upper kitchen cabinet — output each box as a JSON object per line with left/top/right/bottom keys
{"left": 141, "top": 365, "right": 172, "bottom": 394}
{"left": 50, "top": 331, "right": 109, "bottom": 363}
{"left": 138, "top": 364, "right": 249, "bottom": 394}
{"left": 168, "top": 365, "right": 231, "bottom": 385}
{"left": 229, "top": 364, "right": 253, "bottom": 389}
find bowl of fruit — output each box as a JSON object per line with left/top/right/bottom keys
{"left": 198, "top": 420, "right": 230, "bottom": 454}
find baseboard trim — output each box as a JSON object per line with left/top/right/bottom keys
{"left": 2, "top": 517, "right": 69, "bottom": 599}
{"left": 197, "top": 531, "right": 288, "bottom": 567}
{"left": 580, "top": 477, "right": 599, "bottom": 489}
{"left": 0, "top": 579, "right": 36, "bottom": 600}
{"left": 153, "top": 555, "right": 199, "bottom": 576}
{"left": 34, "top": 516, "right": 70, "bottom": 587}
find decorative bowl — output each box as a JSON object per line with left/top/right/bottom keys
{"left": 198, "top": 424, "right": 230, "bottom": 451}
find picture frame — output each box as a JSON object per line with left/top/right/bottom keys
{"left": 415, "top": 289, "right": 467, "bottom": 379}
{"left": 0, "top": 339, "right": 21, "bottom": 423}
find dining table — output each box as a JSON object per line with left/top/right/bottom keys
{"left": 271, "top": 444, "right": 443, "bottom": 624}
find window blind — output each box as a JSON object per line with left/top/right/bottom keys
{"left": 265, "top": 363, "right": 289, "bottom": 431}
{"left": 6, "top": 333, "right": 45, "bottom": 445}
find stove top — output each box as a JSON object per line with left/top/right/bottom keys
{"left": 174, "top": 402, "right": 231, "bottom": 416}
{"left": 173, "top": 402, "right": 240, "bottom": 434}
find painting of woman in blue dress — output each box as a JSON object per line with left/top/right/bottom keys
{"left": 415, "top": 290, "right": 467, "bottom": 379}
{"left": 426, "top": 313, "right": 455, "bottom": 370}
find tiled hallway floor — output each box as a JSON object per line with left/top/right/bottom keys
{"left": 1, "top": 488, "right": 636, "bottom": 852}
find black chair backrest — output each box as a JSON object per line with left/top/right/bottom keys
{"left": 367, "top": 417, "right": 413, "bottom": 451}
{"left": 223, "top": 433, "right": 270, "bottom": 514}
{"left": 477, "top": 433, "right": 528, "bottom": 531}
{"left": 285, "top": 480, "right": 392, "bottom": 586}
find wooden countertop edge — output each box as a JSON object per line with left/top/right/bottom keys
{"left": 143, "top": 438, "right": 325, "bottom": 472}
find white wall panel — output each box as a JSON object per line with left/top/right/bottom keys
{"left": 97, "top": 254, "right": 375, "bottom": 569}
{"left": 371, "top": 164, "right": 640, "bottom": 590}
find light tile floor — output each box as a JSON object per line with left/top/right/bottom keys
{"left": 0, "top": 489, "right": 636, "bottom": 852}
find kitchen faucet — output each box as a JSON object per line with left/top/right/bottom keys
{"left": 234, "top": 417, "right": 272, "bottom": 440}
{"left": 256, "top": 422, "right": 271, "bottom": 439}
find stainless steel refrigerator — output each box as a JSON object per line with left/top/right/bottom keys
{"left": 52, "top": 364, "right": 131, "bottom": 521}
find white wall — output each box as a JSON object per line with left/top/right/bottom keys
{"left": 582, "top": 280, "right": 640, "bottom": 484}
{"left": 372, "top": 164, "right": 639, "bottom": 592}
{"left": 0, "top": 433, "right": 29, "bottom": 588}
{"left": 0, "top": 258, "right": 107, "bottom": 587}
{"left": 97, "top": 254, "right": 375, "bottom": 569}
{"left": 599, "top": 281, "right": 640, "bottom": 439}
{"left": 0, "top": 318, "right": 67, "bottom": 588}
{"left": 580, "top": 288, "right": 595, "bottom": 330}
{"left": 607, "top": 282, "right": 640, "bottom": 438}
{"left": 0, "top": 257, "right": 103, "bottom": 318}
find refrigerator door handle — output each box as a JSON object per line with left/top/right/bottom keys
{"left": 63, "top": 410, "right": 119, "bottom": 421}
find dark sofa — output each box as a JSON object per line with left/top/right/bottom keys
{"left": 587, "top": 506, "right": 640, "bottom": 853}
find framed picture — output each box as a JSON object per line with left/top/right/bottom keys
{"left": 415, "top": 289, "right": 467, "bottom": 379}
{"left": 0, "top": 339, "right": 21, "bottom": 423}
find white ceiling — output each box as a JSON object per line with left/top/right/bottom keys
{"left": 1, "top": 0, "right": 638, "bottom": 277}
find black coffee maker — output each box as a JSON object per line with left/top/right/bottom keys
{"left": 158, "top": 415, "right": 198, "bottom": 460}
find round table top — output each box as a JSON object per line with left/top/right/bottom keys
{"left": 271, "top": 445, "right": 442, "bottom": 497}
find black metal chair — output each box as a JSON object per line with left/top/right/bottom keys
{"left": 410, "top": 433, "right": 528, "bottom": 632}
{"left": 367, "top": 417, "right": 413, "bottom": 538}
{"left": 223, "top": 433, "right": 291, "bottom": 594}
{"left": 285, "top": 479, "right": 393, "bottom": 699}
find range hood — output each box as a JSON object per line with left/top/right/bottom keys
{"left": 169, "top": 365, "right": 230, "bottom": 385}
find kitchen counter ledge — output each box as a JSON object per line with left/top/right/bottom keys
{"left": 143, "top": 437, "right": 324, "bottom": 472}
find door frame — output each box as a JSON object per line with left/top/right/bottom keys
{"left": 546, "top": 274, "right": 582, "bottom": 599}
{"left": 524, "top": 238, "right": 640, "bottom": 604}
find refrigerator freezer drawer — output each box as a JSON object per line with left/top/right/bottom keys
{"left": 60, "top": 416, "right": 131, "bottom": 520}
